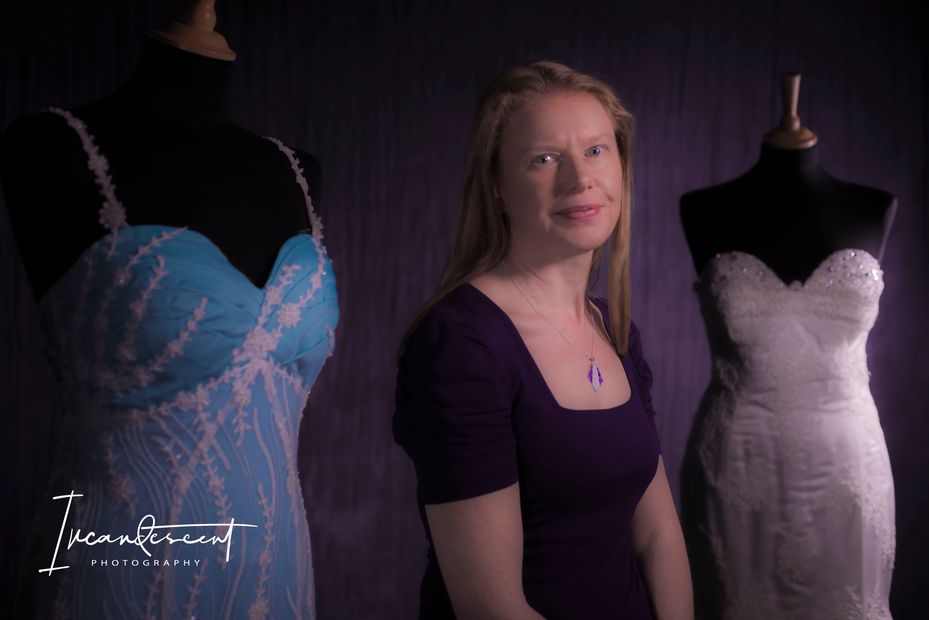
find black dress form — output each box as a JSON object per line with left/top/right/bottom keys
{"left": 0, "top": 39, "right": 322, "bottom": 299}
{"left": 681, "top": 143, "right": 895, "bottom": 283}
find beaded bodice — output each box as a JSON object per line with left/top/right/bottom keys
{"left": 696, "top": 249, "right": 882, "bottom": 405}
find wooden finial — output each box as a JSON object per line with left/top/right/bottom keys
{"left": 152, "top": 0, "right": 237, "bottom": 62}
{"left": 763, "top": 73, "right": 818, "bottom": 149}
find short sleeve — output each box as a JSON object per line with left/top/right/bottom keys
{"left": 393, "top": 305, "right": 518, "bottom": 504}
{"left": 627, "top": 320, "right": 657, "bottom": 419}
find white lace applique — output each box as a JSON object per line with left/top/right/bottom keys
{"left": 101, "top": 432, "right": 136, "bottom": 516}
{"left": 694, "top": 371, "right": 735, "bottom": 491}
{"left": 774, "top": 510, "right": 822, "bottom": 593}
{"left": 723, "top": 444, "right": 775, "bottom": 515}
{"left": 203, "top": 449, "right": 232, "bottom": 543}
{"left": 831, "top": 584, "right": 893, "bottom": 620}
{"left": 703, "top": 526, "right": 727, "bottom": 575}
{"left": 248, "top": 482, "right": 275, "bottom": 620}
{"left": 92, "top": 229, "right": 192, "bottom": 391}
{"left": 724, "top": 581, "right": 770, "bottom": 620}
{"left": 184, "top": 560, "right": 209, "bottom": 619}
{"left": 264, "top": 136, "right": 324, "bottom": 242}
{"left": 48, "top": 107, "right": 128, "bottom": 255}
{"left": 116, "top": 254, "right": 168, "bottom": 363}
{"left": 278, "top": 302, "right": 303, "bottom": 328}
{"left": 232, "top": 403, "right": 254, "bottom": 447}
{"left": 882, "top": 523, "right": 896, "bottom": 570}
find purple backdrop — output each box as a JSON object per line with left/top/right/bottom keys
{"left": 2, "top": 1, "right": 926, "bottom": 618}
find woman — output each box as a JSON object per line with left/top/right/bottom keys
{"left": 393, "top": 61, "right": 692, "bottom": 619}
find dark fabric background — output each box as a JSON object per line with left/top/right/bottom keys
{"left": 1, "top": 1, "right": 926, "bottom": 618}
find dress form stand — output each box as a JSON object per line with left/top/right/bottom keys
{"left": 680, "top": 73, "right": 895, "bottom": 284}
{"left": 0, "top": 0, "right": 321, "bottom": 299}
{"left": 152, "top": 0, "right": 237, "bottom": 61}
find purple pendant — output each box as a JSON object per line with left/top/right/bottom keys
{"left": 587, "top": 358, "right": 603, "bottom": 392}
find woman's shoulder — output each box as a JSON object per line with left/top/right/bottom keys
{"left": 405, "top": 283, "right": 513, "bottom": 357}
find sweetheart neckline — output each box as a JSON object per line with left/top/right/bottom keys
{"left": 38, "top": 224, "right": 323, "bottom": 307}
{"left": 697, "top": 248, "right": 881, "bottom": 289}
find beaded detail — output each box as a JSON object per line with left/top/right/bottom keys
{"left": 701, "top": 249, "right": 883, "bottom": 293}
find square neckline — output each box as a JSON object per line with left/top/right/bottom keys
{"left": 462, "top": 282, "right": 636, "bottom": 414}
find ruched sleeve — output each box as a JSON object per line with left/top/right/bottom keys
{"left": 627, "top": 320, "right": 657, "bottom": 418}
{"left": 393, "top": 304, "right": 518, "bottom": 505}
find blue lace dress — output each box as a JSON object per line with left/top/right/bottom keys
{"left": 20, "top": 108, "right": 338, "bottom": 619}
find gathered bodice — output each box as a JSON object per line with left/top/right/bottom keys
{"left": 695, "top": 249, "right": 883, "bottom": 407}
{"left": 40, "top": 224, "right": 336, "bottom": 429}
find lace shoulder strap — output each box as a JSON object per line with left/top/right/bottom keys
{"left": 48, "top": 107, "right": 128, "bottom": 255}
{"left": 264, "top": 136, "right": 324, "bottom": 242}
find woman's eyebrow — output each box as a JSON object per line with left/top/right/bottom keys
{"left": 519, "top": 133, "right": 614, "bottom": 154}
{"left": 519, "top": 144, "right": 562, "bottom": 155}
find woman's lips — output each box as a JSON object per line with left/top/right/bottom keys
{"left": 555, "top": 204, "right": 602, "bottom": 220}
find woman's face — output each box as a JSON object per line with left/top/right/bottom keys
{"left": 497, "top": 90, "right": 623, "bottom": 261}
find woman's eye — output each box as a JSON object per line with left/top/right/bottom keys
{"left": 531, "top": 154, "right": 556, "bottom": 166}
{"left": 587, "top": 145, "right": 604, "bottom": 157}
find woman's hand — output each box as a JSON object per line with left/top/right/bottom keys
{"left": 425, "top": 483, "right": 546, "bottom": 620}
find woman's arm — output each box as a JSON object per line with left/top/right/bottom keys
{"left": 632, "top": 456, "right": 694, "bottom": 620}
{"left": 425, "top": 483, "right": 546, "bottom": 620}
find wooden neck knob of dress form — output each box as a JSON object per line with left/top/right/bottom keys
{"left": 151, "top": 0, "right": 237, "bottom": 61}
{"left": 763, "top": 73, "right": 818, "bottom": 149}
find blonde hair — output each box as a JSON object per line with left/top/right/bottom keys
{"left": 404, "top": 60, "right": 636, "bottom": 355}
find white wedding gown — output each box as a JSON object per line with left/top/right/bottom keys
{"left": 682, "top": 249, "right": 895, "bottom": 620}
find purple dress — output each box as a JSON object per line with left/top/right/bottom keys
{"left": 393, "top": 284, "right": 661, "bottom": 619}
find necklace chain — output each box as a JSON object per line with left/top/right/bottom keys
{"left": 509, "top": 272, "right": 595, "bottom": 360}
{"left": 504, "top": 258, "right": 605, "bottom": 392}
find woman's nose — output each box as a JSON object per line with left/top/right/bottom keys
{"left": 558, "top": 154, "right": 593, "bottom": 194}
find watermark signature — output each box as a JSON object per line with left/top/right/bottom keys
{"left": 39, "top": 491, "right": 257, "bottom": 575}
